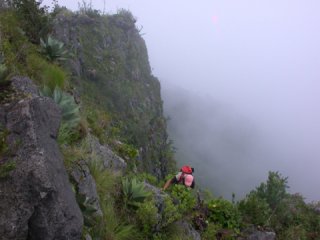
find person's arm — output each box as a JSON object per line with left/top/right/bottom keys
{"left": 162, "top": 178, "right": 173, "bottom": 190}
{"left": 163, "top": 174, "right": 180, "bottom": 191}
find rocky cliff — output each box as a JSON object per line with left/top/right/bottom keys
{"left": 1, "top": 3, "right": 301, "bottom": 239}
{"left": 0, "top": 5, "right": 182, "bottom": 239}
{"left": 0, "top": 77, "right": 83, "bottom": 239}
{"left": 51, "top": 8, "right": 175, "bottom": 178}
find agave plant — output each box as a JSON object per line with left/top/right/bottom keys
{"left": 40, "top": 35, "right": 68, "bottom": 62}
{"left": 40, "top": 86, "right": 80, "bottom": 128}
{"left": 122, "top": 177, "right": 151, "bottom": 208}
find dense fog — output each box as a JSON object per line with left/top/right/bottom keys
{"left": 44, "top": 0, "right": 320, "bottom": 201}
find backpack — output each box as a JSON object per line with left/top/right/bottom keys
{"left": 178, "top": 172, "right": 194, "bottom": 187}
{"left": 180, "top": 165, "right": 193, "bottom": 174}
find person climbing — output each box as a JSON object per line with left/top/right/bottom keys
{"left": 162, "top": 165, "right": 195, "bottom": 190}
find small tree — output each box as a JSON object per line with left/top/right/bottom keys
{"left": 255, "top": 171, "right": 289, "bottom": 210}
{"left": 238, "top": 191, "right": 271, "bottom": 226}
{"left": 7, "top": 0, "right": 51, "bottom": 43}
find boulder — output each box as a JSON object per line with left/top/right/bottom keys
{"left": 238, "top": 226, "right": 276, "bottom": 240}
{"left": 86, "top": 134, "right": 127, "bottom": 172}
{"left": 176, "top": 220, "right": 201, "bottom": 240}
{"left": 71, "top": 160, "right": 103, "bottom": 216}
{"left": 0, "top": 77, "right": 83, "bottom": 239}
{"left": 245, "top": 231, "right": 276, "bottom": 240}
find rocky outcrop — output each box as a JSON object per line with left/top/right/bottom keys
{"left": 245, "top": 231, "right": 276, "bottom": 240}
{"left": 0, "top": 77, "right": 83, "bottom": 239}
{"left": 238, "top": 226, "right": 276, "bottom": 240}
{"left": 86, "top": 134, "right": 127, "bottom": 172}
{"left": 70, "top": 160, "right": 102, "bottom": 216}
{"left": 144, "top": 183, "right": 201, "bottom": 240}
{"left": 176, "top": 220, "right": 201, "bottom": 240}
{"left": 51, "top": 10, "right": 174, "bottom": 178}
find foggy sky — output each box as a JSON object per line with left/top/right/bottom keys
{"left": 44, "top": 0, "right": 320, "bottom": 201}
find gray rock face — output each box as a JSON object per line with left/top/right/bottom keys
{"left": 52, "top": 11, "right": 171, "bottom": 179}
{"left": 245, "top": 231, "right": 276, "bottom": 240}
{"left": 10, "top": 76, "right": 38, "bottom": 97}
{"left": 71, "top": 160, "right": 102, "bottom": 216}
{"left": 87, "top": 134, "right": 127, "bottom": 172}
{"left": 176, "top": 221, "right": 201, "bottom": 240}
{"left": 0, "top": 77, "right": 83, "bottom": 239}
{"left": 239, "top": 227, "right": 276, "bottom": 240}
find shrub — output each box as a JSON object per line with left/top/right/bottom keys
{"left": 207, "top": 198, "right": 240, "bottom": 231}
{"left": 153, "top": 222, "right": 191, "bottom": 240}
{"left": 115, "top": 142, "right": 139, "bottom": 161}
{"left": 161, "top": 196, "right": 181, "bottom": 228}
{"left": 77, "top": 0, "right": 101, "bottom": 18}
{"left": 255, "top": 171, "right": 289, "bottom": 210}
{"left": 9, "top": 0, "right": 51, "bottom": 43}
{"left": 170, "top": 184, "right": 196, "bottom": 214}
{"left": 57, "top": 123, "right": 83, "bottom": 146}
{"left": 136, "top": 199, "right": 158, "bottom": 236}
{"left": 0, "top": 11, "right": 32, "bottom": 74}
{"left": 238, "top": 192, "right": 271, "bottom": 227}
{"left": 136, "top": 172, "right": 158, "bottom": 186}
{"left": 201, "top": 223, "right": 219, "bottom": 240}
{"left": 278, "top": 225, "right": 307, "bottom": 240}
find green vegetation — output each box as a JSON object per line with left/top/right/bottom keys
{"left": 122, "top": 177, "right": 151, "bottom": 208}
{"left": 238, "top": 192, "right": 271, "bottom": 226}
{"left": 0, "top": 10, "right": 33, "bottom": 75}
{"left": 86, "top": 158, "right": 141, "bottom": 240}
{"left": 1, "top": 2, "right": 319, "bottom": 240}
{"left": 0, "top": 54, "right": 9, "bottom": 82}
{"left": 0, "top": 126, "right": 17, "bottom": 178}
{"left": 40, "top": 35, "right": 68, "bottom": 62}
{"left": 0, "top": 161, "right": 16, "bottom": 178}
{"left": 136, "top": 199, "right": 158, "bottom": 236}
{"left": 0, "top": 126, "right": 9, "bottom": 158}
{"left": 238, "top": 171, "right": 320, "bottom": 239}
{"left": 208, "top": 198, "right": 240, "bottom": 231}
{"left": 40, "top": 87, "right": 80, "bottom": 128}
{"left": 8, "top": 0, "right": 51, "bottom": 43}
{"left": 170, "top": 184, "right": 196, "bottom": 214}
{"left": 40, "top": 86, "right": 81, "bottom": 145}
{"left": 76, "top": 193, "right": 98, "bottom": 227}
